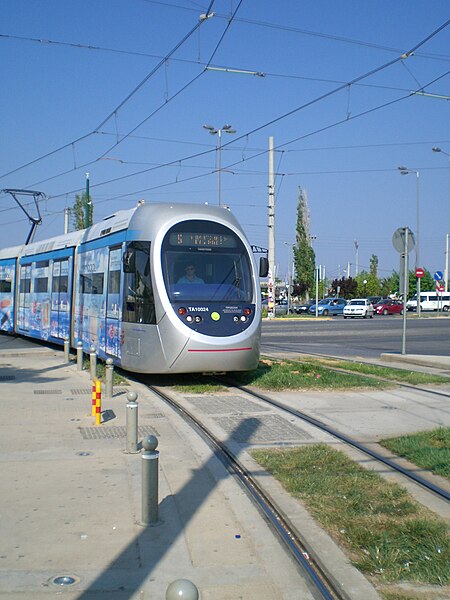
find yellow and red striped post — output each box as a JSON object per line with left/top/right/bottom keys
{"left": 95, "top": 380, "right": 102, "bottom": 426}
{"left": 91, "top": 382, "right": 97, "bottom": 417}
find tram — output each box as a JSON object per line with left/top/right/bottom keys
{"left": 0, "top": 202, "right": 268, "bottom": 374}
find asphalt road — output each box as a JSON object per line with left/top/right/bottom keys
{"left": 261, "top": 314, "right": 450, "bottom": 359}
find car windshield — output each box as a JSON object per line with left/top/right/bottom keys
{"left": 318, "top": 299, "right": 331, "bottom": 305}
{"left": 350, "top": 300, "right": 364, "bottom": 305}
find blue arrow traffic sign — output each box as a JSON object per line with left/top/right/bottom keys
{"left": 434, "top": 271, "right": 444, "bottom": 281}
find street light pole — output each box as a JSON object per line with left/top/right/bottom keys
{"left": 354, "top": 239, "right": 359, "bottom": 276}
{"left": 203, "top": 124, "right": 236, "bottom": 206}
{"left": 432, "top": 147, "right": 450, "bottom": 292}
{"left": 398, "top": 166, "right": 420, "bottom": 317}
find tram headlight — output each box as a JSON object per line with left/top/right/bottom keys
{"left": 186, "top": 315, "right": 193, "bottom": 323}
{"left": 240, "top": 315, "right": 247, "bottom": 322}
{"left": 244, "top": 307, "right": 252, "bottom": 316}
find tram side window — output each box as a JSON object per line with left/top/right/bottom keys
{"left": 0, "top": 280, "right": 11, "bottom": 293}
{"left": 20, "top": 275, "right": 31, "bottom": 294}
{"left": 123, "top": 241, "right": 156, "bottom": 324}
{"left": 81, "top": 273, "right": 104, "bottom": 295}
{"left": 35, "top": 277, "right": 48, "bottom": 293}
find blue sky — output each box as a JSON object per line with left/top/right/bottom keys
{"left": 1, "top": 0, "right": 449, "bottom": 283}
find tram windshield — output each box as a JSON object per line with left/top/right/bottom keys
{"left": 161, "top": 220, "right": 253, "bottom": 303}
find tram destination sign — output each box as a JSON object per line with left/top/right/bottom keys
{"left": 170, "top": 232, "right": 237, "bottom": 248}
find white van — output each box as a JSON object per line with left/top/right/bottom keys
{"left": 406, "top": 291, "right": 450, "bottom": 312}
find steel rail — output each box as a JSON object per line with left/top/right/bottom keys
{"left": 222, "top": 376, "right": 450, "bottom": 503}
{"left": 147, "top": 383, "right": 347, "bottom": 600}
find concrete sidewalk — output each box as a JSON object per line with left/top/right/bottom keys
{"left": 1, "top": 339, "right": 448, "bottom": 599}
{"left": 0, "top": 344, "right": 331, "bottom": 599}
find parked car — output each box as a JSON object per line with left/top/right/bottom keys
{"left": 262, "top": 298, "right": 289, "bottom": 316}
{"left": 343, "top": 298, "right": 374, "bottom": 319}
{"left": 294, "top": 299, "right": 315, "bottom": 314}
{"left": 406, "top": 292, "right": 450, "bottom": 312}
{"left": 308, "top": 297, "right": 347, "bottom": 316}
{"left": 373, "top": 298, "right": 404, "bottom": 315}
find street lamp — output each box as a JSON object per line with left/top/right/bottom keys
{"left": 398, "top": 166, "right": 420, "bottom": 316}
{"left": 432, "top": 147, "right": 450, "bottom": 292}
{"left": 203, "top": 124, "right": 236, "bottom": 206}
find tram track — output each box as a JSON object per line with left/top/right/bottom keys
{"left": 146, "top": 382, "right": 349, "bottom": 600}
{"left": 137, "top": 359, "right": 449, "bottom": 599}
{"left": 237, "top": 347, "right": 450, "bottom": 503}
{"left": 218, "top": 376, "right": 450, "bottom": 504}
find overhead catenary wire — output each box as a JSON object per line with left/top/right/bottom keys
{"left": 0, "top": 1, "right": 218, "bottom": 181}
{"left": 43, "top": 65, "right": 450, "bottom": 203}
{"left": 1, "top": 16, "right": 449, "bottom": 229}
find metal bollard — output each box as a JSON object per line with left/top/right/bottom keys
{"left": 105, "top": 358, "right": 114, "bottom": 399}
{"left": 90, "top": 345, "right": 97, "bottom": 380}
{"left": 166, "top": 579, "right": 199, "bottom": 600}
{"left": 64, "top": 338, "right": 70, "bottom": 364}
{"left": 141, "top": 435, "right": 159, "bottom": 526}
{"left": 77, "top": 341, "right": 83, "bottom": 371}
{"left": 126, "top": 391, "right": 139, "bottom": 454}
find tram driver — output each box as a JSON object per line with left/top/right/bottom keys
{"left": 177, "top": 264, "right": 204, "bottom": 284}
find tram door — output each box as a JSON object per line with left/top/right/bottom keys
{"left": 105, "top": 247, "right": 122, "bottom": 358}
{"left": 50, "top": 258, "right": 71, "bottom": 340}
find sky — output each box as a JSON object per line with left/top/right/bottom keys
{"left": 1, "top": 0, "right": 449, "bottom": 284}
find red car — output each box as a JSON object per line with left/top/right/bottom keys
{"left": 373, "top": 299, "right": 404, "bottom": 315}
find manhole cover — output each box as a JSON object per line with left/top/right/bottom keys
{"left": 71, "top": 387, "right": 130, "bottom": 396}
{"left": 79, "top": 425, "right": 158, "bottom": 440}
{"left": 217, "top": 414, "right": 312, "bottom": 443}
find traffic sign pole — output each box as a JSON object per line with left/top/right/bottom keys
{"left": 401, "top": 229, "right": 409, "bottom": 355}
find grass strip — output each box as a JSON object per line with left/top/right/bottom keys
{"left": 231, "top": 358, "right": 390, "bottom": 390}
{"left": 251, "top": 444, "right": 449, "bottom": 586}
{"left": 380, "top": 428, "right": 450, "bottom": 480}
{"left": 307, "top": 358, "right": 450, "bottom": 385}
{"left": 157, "top": 357, "right": 449, "bottom": 394}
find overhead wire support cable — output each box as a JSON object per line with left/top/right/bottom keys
{"left": 8, "top": 14, "right": 450, "bottom": 205}
{"left": 0, "top": 1, "right": 217, "bottom": 182}
{"left": 96, "top": 0, "right": 244, "bottom": 160}
{"left": 48, "top": 66, "right": 450, "bottom": 204}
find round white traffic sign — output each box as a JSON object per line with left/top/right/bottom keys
{"left": 392, "top": 227, "right": 415, "bottom": 253}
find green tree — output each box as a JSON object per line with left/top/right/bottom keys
{"left": 355, "top": 271, "right": 381, "bottom": 297}
{"left": 369, "top": 254, "right": 378, "bottom": 278}
{"left": 293, "top": 187, "right": 315, "bottom": 298}
{"left": 329, "top": 276, "right": 357, "bottom": 298}
{"left": 72, "top": 192, "right": 93, "bottom": 230}
{"left": 380, "top": 272, "right": 399, "bottom": 297}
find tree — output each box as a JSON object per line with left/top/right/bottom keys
{"left": 293, "top": 187, "right": 315, "bottom": 299}
{"left": 355, "top": 271, "right": 381, "bottom": 297}
{"left": 329, "top": 276, "right": 357, "bottom": 298}
{"left": 72, "top": 192, "right": 93, "bottom": 231}
{"left": 369, "top": 254, "right": 378, "bottom": 278}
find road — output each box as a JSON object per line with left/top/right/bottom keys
{"left": 261, "top": 314, "right": 450, "bottom": 359}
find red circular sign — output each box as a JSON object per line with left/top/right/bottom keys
{"left": 415, "top": 267, "right": 425, "bottom": 278}
{"left": 436, "top": 284, "right": 445, "bottom": 292}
